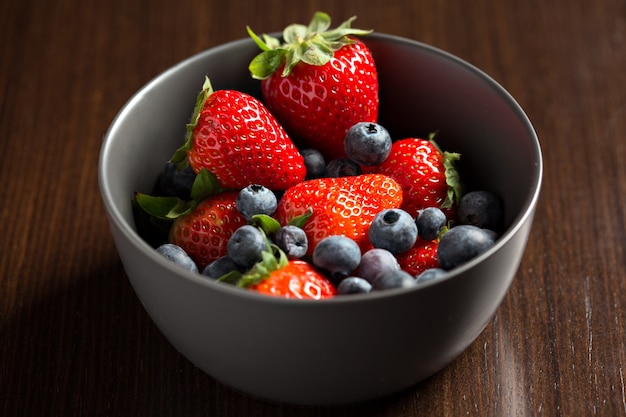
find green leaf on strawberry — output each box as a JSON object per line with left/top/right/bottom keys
{"left": 134, "top": 193, "right": 194, "bottom": 220}
{"left": 287, "top": 207, "right": 313, "bottom": 228}
{"left": 134, "top": 168, "right": 222, "bottom": 221}
{"left": 427, "top": 132, "right": 462, "bottom": 209}
{"left": 190, "top": 168, "right": 223, "bottom": 202}
{"left": 250, "top": 214, "right": 282, "bottom": 236}
{"left": 247, "top": 11, "right": 372, "bottom": 79}
{"left": 441, "top": 151, "right": 462, "bottom": 209}
{"left": 170, "top": 77, "right": 214, "bottom": 170}
{"left": 245, "top": 47, "right": 286, "bottom": 79}
{"left": 228, "top": 248, "right": 289, "bottom": 288}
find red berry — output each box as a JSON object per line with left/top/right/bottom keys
{"left": 172, "top": 78, "right": 306, "bottom": 191}
{"left": 275, "top": 174, "right": 403, "bottom": 254}
{"left": 369, "top": 137, "right": 461, "bottom": 217}
{"left": 395, "top": 237, "right": 440, "bottom": 276}
{"left": 250, "top": 260, "right": 336, "bottom": 299}
{"left": 248, "top": 12, "right": 378, "bottom": 161}
{"left": 169, "top": 191, "right": 247, "bottom": 270}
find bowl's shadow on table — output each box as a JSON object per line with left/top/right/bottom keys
{"left": 5, "top": 258, "right": 449, "bottom": 416}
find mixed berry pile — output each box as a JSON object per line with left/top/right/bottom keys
{"left": 133, "top": 12, "right": 504, "bottom": 299}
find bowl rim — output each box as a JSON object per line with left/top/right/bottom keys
{"left": 98, "top": 32, "right": 543, "bottom": 305}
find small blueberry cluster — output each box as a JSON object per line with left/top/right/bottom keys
{"left": 154, "top": 179, "right": 504, "bottom": 295}
{"left": 311, "top": 193, "right": 503, "bottom": 294}
{"left": 297, "top": 122, "right": 392, "bottom": 179}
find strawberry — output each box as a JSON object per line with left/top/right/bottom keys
{"left": 167, "top": 191, "right": 247, "bottom": 270}
{"left": 394, "top": 237, "right": 440, "bottom": 276}
{"left": 274, "top": 174, "right": 403, "bottom": 255}
{"left": 247, "top": 11, "right": 378, "bottom": 161}
{"left": 250, "top": 259, "right": 336, "bottom": 299}
{"left": 368, "top": 135, "right": 462, "bottom": 218}
{"left": 170, "top": 77, "right": 306, "bottom": 191}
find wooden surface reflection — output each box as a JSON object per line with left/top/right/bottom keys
{"left": 2, "top": 0, "right": 625, "bottom": 415}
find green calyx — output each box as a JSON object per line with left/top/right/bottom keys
{"left": 428, "top": 132, "right": 463, "bottom": 209}
{"left": 441, "top": 151, "right": 462, "bottom": 209}
{"left": 247, "top": 11, "right": 372, "bottom": 79}
{"left": 170, "top": 77, "right": 214, "bottom": 170}
{"left": 133, "top": 167, "right": 223, "bottom": 221}
{"left": 287, "top": 207, "right": 313, "bottom": 228}
{"left": 220, "top": 247, "right": 290, "bottom": 288}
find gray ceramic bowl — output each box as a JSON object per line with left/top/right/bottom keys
{"left": 99, "top": 33, "right": 542, "bottom": 405}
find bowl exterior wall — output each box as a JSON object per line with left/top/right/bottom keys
{"left": 107, "top": 208, "right": 534, "bottom": 404}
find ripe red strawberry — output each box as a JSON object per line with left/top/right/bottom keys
{"left": 168, "top": 191, "right": 247, "bottom": 270}
{"left": 249, "top": 259, "right": 336, "bottom": 299}
{"left": 274, "top": 174, "right": 403, "bottom": 254}
{"left": 368, "top": 136, "right": 462, "bottom": 218}
{"left": 248, "top": 12, "right": 378, "bottom": 161}
{"left": 394, "top": 237, "right": 440, "bottom": 276}
{"left": 170, "top": 77, "right": 306, "bottom": 191}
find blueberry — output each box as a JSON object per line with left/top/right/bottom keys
{"left": 415, "top": 268, "right": 447, "bottom": 284}
{"left": 156, "top": 243, "right": 198, "bottom": 273}
{"left": 416, "top": 207, "right": 447, "bottom": 241}
{"left": 482, "top": 228, "right": 500, "bottom": 242}
{"left": 300, "top": 148, "right": 326, "bottom": 179}
{"left": 154, "top": 162, "right": 196, "bottom": 200}
{"left": 275, "top": 225, "right": 308, "bottom": 258}
{"left": 457, "top": 190, "right": 504, "bottom": 233}
{"left": 357, "top": 248, "right": 400, "bottom": 284}
{"left": 202, "top": 255, "right": 241, "bottom": 279}
{"left": 372, "top": 269, "right": 416, "bottom": 291}
{"left": 227, "top": 225, "right": 267, "bottom": 269}
{"left": 325, "top": 158, "right": 362, "bottom": 177}
{"left": 236, "top": 184, "right": 278, "bottom": 221}
{"left": 344, "top": 122, "right": 392, "bottom": 166}
{"left": 437, "top": 225, "right": 496, "bottom": 270}
{"left": 368, "top": 209, "right": 418, "bottom": 254}
{"left": 312, "top": 235, "right": 361, "bottom": 280}
{"left": 336, "top": 277, "right": 372, "bottom": 295}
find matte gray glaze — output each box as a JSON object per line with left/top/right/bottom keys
{"left": 98, "top": 33, "right": 542, "bottom": 405}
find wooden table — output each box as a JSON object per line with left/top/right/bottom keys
{"left": 2, "top": 0, "right": 625, "bottom": 415}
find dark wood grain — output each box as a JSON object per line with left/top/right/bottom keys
{"left": 2, "top": 0, "right": 625, "bottom": 415}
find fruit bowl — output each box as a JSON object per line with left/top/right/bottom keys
{"left": 98, "top": 32, "right": 542, "bottom": 405}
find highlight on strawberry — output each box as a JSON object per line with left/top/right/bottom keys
{"left": 131, "top": 11, "right": 506, "bottom": 299}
